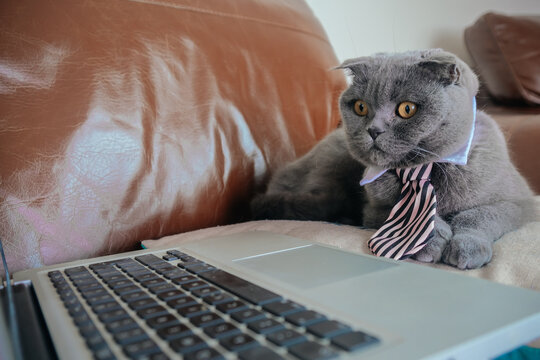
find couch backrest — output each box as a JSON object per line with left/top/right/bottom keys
{"left": 0, "top": 0, "right": 345, "bottom": 271}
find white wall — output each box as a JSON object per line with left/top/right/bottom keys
{"left": 306, "top": 0, "right": 540, "bottom": 65}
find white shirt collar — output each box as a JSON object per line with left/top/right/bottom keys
{"left": 360, "top": 97, "right": 477, "bottom": 186}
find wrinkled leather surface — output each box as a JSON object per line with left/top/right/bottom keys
{"left": 0, "top": 0, "right": 345, "bottom": 271}
{"left": 465, "top": 12, "right": 540, "bottom": 106}
{"left": 489, "top": 108, "right": 540, "bottom": 194}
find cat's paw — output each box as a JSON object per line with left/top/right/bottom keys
{"left": 442, "top": 232, "right": 493, "bottom": 269}
{"left": 413, "top": 216, "right": 452, "bottom": 263}
{"left": 413, "top": 235, "right": 447, "bottom": 263}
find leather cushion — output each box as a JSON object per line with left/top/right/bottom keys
{"left": 465, "top": 12, "right": 540, "bottom": 106}
{"left": 0, "top": 0, "right": 345, "bottom": 271}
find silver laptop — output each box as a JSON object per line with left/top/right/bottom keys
{"left": 1, "top": 231, "right": 540, "bottom": 360}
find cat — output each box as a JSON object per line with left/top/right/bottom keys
{"left": 251, "top": 49, "right": 536, "bottom": 269}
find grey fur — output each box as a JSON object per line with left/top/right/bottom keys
{"left": 251, "top": 129, "right": 366, "bottom": 225}
{"left": 252, "top": 49, "right": 535, "bottom": 269}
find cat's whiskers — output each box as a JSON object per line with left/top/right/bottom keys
{"left": 413, "top": 146, "right": 441, "bottom": 159}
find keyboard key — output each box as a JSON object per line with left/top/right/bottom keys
{"left": 55, "top": 283, "right": 72, "bottom": 293}
{"left": 191, "top": 286, "right": 221, "bottom": 298}
{"left": 129, "top": 298, "right": 158, "bottom": 311}
{"left": 91, "top": 301, "right": 121, "bottom": 314}
{"left": 123, "top": 338, "right": 160, "bottom": 358}
{"left": 93, "top": 344, "right": 116, "bottom": 360}
{"left": 181, "top": 280, "right": 209, "bottom": 292}
{"left": 107, "top": 279, "right": 133, "bottom": 289}
{"left": 202, "top": 293, "right": 234, "bottom": 306}
{"left": 48, "top": 271, "right": 64, "bottom": 280}
{"left": 68, "top": 303, "right": 86, "bottom": 317}
{"left": 266, "top": 328, "right": 306, "bottom": 347}
{"left": 78, "top": 283, "right": 104, "bottom": 293}
{"left": 149, "top": 283, "right": 176, "bottom": 294}
{"left": 113, "top": 326, "right": 148, "bottom": 345}
{"left": 149, "top": 352, "right": 169, "bottom": 360}
{"left": 69, "top": 274, "right": 93, "bottom": 283}
{"left": 147, "top": 314, "right": 179, "bottom": 329}
{"left": 331, "top": 331, "right": 379, "bottom": 352}
{"left": 285, "top": 310, "right": 326, "bottom": 327}
{"left": 149, "top": 262, "right": 173, "bottom": 271}
{"left": 135, "top": 254, "right": 164, "bottom": 266}
{"left": 101, "top": 274, "right": 127, "bottom": 283}
{"left": 263, "top": 300, "right": 305, "bottom": 317}
{"left": 154, "top": 264, "right": 178, "bottom": 273}
{"left": 94, "top": 268, "right": 121, "bottom": 278}
{"left": 307, "top": 320, "right": 351, "bottom": 339}
{"left": 157, "top": 289, "right": 186, "bottom": 301}
{"left": 166, "top": 250, "right": 185, "bottom": 258}
{"left": 121, "top": 291, "right": 149, "bottom": 303}
{"left": 106, "top": 317, "right": 138, "bottom": 333}
{"left": 170, "top": 333, "right": 206, "bottom": 354}
{"left": 87, "top": 294, "right": 115, "bottom": 306}
{"left": 98, "top": 309, "right": 129, "bottom": 323}
{"left": 79, "top": 322, "right": 99, "bottom": 338}
{"left": 190, "top": 312, "right": 224, "bottom": 328}
{"left": 216, "top": 300, "right": 248, "bottom": 314}
{"left": 178, "top": 304, "right": 209, "bottom": 318}
{"left": 63, "top": 296, "right": 81, "bottom": 309}
{"left": 203, "top": 322, "right": 240, "bottom": 339}
{"left": 90, "top": 261, "right": 117, "bottom": 269}
{"left": 172, "top": 275, "right": 198, "bottom": 285}
{"left": 199, "top": 270, "right": 281, "bottom": 305}
{"left": 238, "top": 346, "right": 284, "bottom": 360}
{"left": 85, "top": 332, "right": 107, "bottom": 351}
{"left": 125, "top": 265, "right": 150, "bottom": 272}
{"left": 81, "top": 288, "right": 108, "bottom": 299}
{"left": 157, "top": 323, "right": 192, "bottom": 341}
{"left": 137, "top": 305, "right": 169, "bottom": 319}
{"left": 247, "top": 318, "right": 284, "bottom": 334}
{"left": 65, "top": 266, "right": 88, "bottom": 275}
{"left": 178, "top": 260, "right": 204, "bottom": 270}
{"left": 73, "top": 312, "right": 93, "bottom": 327}
{"left": 134, "top": 273, "right": 159, "bottom": 283}
{"left": 289, "top": 341, "right": 339, "bottom": 360}
{"left": 73, "top": 279, "right": 99, "bottom": 288}
{"left": 167, "top": 296, "right": 197, "bottom": 309}
{"left": 114, "top": 285, "right": 140, "bottom": 296}
{"left": 142, "top": 278, "right": 167, "bottom": 288}
{"left": 162, "top": 254, "right": 178, "bottom": 261}
{"left": 219, "top": 333, "right": 258, "bottom": 352}
{"left": 183, "top": 263, "right": 216, "bottom": 274}
{"left": 162, "top": 269, "right": 189, "bottom": 280}
{"left": 184, "top": 347, "right": 223, "bottom": 360}
{"left": 230, "top": 308, "right": 265, "bottom": 323}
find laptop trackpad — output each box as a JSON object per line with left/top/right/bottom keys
{"left": 235, "top": 245, "right": 395, "bottom": 289}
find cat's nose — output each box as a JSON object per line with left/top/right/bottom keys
{"left": 368, "top": 127, "right": 385, "bottom": 140}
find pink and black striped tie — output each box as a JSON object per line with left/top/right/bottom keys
{"left": 368, "top": 163, "right": 437, "bottom": 260}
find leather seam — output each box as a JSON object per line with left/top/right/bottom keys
{"left": 484, "top": 13, "right": 529, "bottom": 104}
{"left": 128, "top": 0, "right": 330, "bottom": 45}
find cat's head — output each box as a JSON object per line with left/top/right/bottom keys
{"left": 338, "top": 49, "right": 479, "bottom": 169}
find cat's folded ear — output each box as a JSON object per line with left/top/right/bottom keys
{"left": 333, "top": 57, "right": 372, "bottom": 79}
{"left": 417, "top": 59, "right": 460, "bottom": 86}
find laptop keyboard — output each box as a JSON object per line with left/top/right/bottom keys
{"left": 47, "top": 250, "right": 379, "bottom": 360}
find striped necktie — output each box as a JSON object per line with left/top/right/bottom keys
{"left": 368, "top": 163, "right": 437, "bottom": 260}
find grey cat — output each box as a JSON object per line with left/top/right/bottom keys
{"left": 251, "top": 49, "right": 535, "bottom": 269}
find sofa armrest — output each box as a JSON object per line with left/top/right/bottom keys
{"left": 0, "top": 0, "right": 345, "bottom": 271}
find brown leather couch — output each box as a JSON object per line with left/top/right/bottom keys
{"left": 0, "top": 0, "right": 344, "bottom": 271}
{"left": 465, "top": 12, "right": 540, "bottom": 194}
{"left": 1, "top": 2, "right": 538, "bottom": 272}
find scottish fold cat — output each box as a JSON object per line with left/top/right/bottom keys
{"left": 251, "top": 49, "right": 535, "bottom": 269}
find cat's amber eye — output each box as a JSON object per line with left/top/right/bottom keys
{"left": 353, "top": 100, "right": 368, "bottom": 116}
{"left": 397, "top": 102, "right": 417, "bottom": 119}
